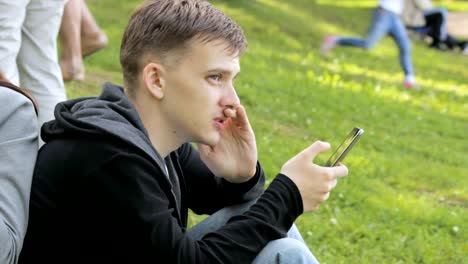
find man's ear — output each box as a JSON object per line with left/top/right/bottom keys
{"left": 142, "top": 62, "right": 165, "bottom": 100}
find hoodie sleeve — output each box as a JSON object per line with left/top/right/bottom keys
{"left": 176, "top": 143, "right": 265, "bottom": 215}
{"left": 89, "top": 152, "right": 302, "bottom": 264}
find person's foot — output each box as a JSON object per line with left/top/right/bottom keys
{"left": 320, "top": 35, "right": 338, "bottom": 55}
{"left": 60, "top": 57, "right": 85, "bottom": 82}
{"left": 81, "top": 31, "right": 108, "bottom": 58}
{"left": 403, "top": 76, "right": 420, "bottom": 90}
{"left": 403, "top": 81, "right": 420, "bottom": 90}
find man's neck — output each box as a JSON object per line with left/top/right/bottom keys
{"left": 128, "top": 93, "right": 183, "bottom": 158}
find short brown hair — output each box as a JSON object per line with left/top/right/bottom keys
{"left": 120, "top": 0, "right": 247, "bottom": 86}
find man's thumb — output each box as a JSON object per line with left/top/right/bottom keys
{"left": 301, "top": 141, "right": 331, "bottom": 161}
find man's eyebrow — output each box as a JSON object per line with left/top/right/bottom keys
{"left": 207, "top": 68, "right": 241, "bottom": 78}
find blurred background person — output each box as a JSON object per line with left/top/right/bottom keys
{"left": 0, "top": 71, "right": 38, "bottom": 264}
{"left": 0, "top": 0, "right": 67, "bottom": 134}
{"left": 321, "top": 0, "right": 418, "bottom": 89}
{"left": 59, "top": 0, "right": 108, "bottom": 81}
{"left": 402, "top": 0, "right": 468, "bottom": 54}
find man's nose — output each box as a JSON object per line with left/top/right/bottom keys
{"left": 221, "top": 84, "right": 240, "bottom": 107}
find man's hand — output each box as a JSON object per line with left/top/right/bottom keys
{"left": 198, "top": 105, "right": 257, "bottom": 183}
{"left": 281, "top": 141, "right": 349, "bottom": 212}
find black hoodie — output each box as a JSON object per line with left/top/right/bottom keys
{"left": 19, "top": 83, "right": 304, "bottom": 263}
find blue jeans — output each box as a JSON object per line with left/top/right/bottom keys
{"left": 188, "top": 201, "right": 319, "bottom": 264}
{"left": 337, "top": 7, "right": 414, "bottom": 76}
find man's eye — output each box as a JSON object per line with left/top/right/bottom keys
{"left": 209, "top": 74, "right": 221, "bottom": 82}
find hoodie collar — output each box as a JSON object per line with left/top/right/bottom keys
{"left": 42, "top": 82, "right": 167, "bottom": 172}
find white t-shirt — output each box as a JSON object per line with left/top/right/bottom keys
{"left": 379, "top": 0, "right": 404, "bottom": 14}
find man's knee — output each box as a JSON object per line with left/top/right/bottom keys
{"left": 274, "top": 238, "right": 312, "bottom": 257}
{"left": 363, "top": 41, "right": 377, "bottom": 50}
{"left": 254, "top": 238, "right": 319, "bottom": 264}
{"left": 400, "top": 41, "right": 412, "bottom": 54}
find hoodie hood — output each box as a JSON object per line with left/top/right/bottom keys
{"left": 42, "top": 82, "right": 166, "bottom": 169}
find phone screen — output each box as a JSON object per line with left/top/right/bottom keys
{"left": 324, "top": 127, "right": 364, "bottom": 167}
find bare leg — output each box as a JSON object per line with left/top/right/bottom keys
{"left": 59, "top": 0, "right": 85, "bottom": 81}
{"left": 81, "top": 0, "right": 108, "bottom": 58}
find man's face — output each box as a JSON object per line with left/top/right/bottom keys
{"left": 160, "top": 38, "right": 241, "bottom": 146}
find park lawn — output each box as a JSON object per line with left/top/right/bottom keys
{"left": 68, "top": 0, "right": 467, "bottom": 263}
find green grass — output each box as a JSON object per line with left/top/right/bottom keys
{"left": 71, "top": 0, "right": 467, "bottom": 263}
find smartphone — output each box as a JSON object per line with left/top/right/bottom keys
{"left": 324, "top": 127, "right": 364, "bottom": 167}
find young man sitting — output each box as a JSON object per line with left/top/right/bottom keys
{"left": 19, "top": 1, "right": 348, "bottom": 263}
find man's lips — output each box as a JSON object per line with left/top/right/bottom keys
{"left": 214, "top": 117, "right": 227, "bottom": 129}
{"left": 214, "top": 107, "right": 237, "bottom": 129}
